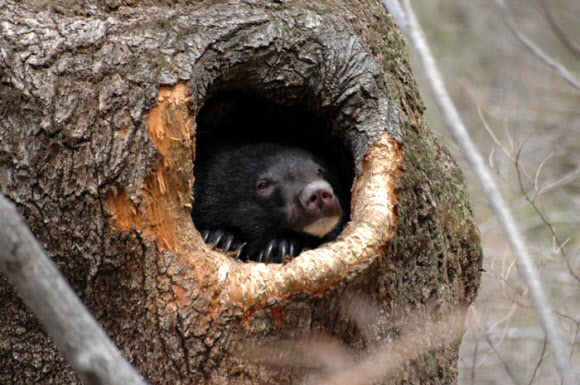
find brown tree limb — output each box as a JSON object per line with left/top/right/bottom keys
{"left": 0, "top": 193, "right": 147, "bottom": 385}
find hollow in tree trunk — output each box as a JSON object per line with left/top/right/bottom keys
{"left": 0, "top": 1, "right": 482, "bottom": 384}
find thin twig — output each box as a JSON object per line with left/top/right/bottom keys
{"left": 495, "top": 0, "right": 580, "bottom": 92}
{"left": 470, "top": 331, "right": 480, "bottom": 384}
{"left": 382, "top": 1, "right": 578, "bottom": 384}
{"left": 485, "top": 116, "right": 580, "bottom": 281}
{"left": 540, "top": 0, "right": 580, "bottom": 58}
{"left": 528, "top": 334, "right": 548, "bottom": 385}
{"left": 572, "top": 321, "right": 580, "bottom": 360}
{"left": 536, "top": 166, "right": 580, "bottom": 197}
{"left": 532, "top": 153, "right": 554, "bottom": 202}
{"left": 0, "top": 193, "right": 148, "bottom": 385}
{"left": 511, "top": 149, "right": 580, "bottom": 281}
{"left": 478, "top": 107, "right": 514, "bottom": 162}
{"left": 470, "top": 307, "right": 521, "bottom": 385}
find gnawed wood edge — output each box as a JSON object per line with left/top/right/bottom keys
{"left": 107, "top": 84, "right": 401, "bottom": 310}
{"left": 225, "top": 133, "right": 402, "bottom": 306}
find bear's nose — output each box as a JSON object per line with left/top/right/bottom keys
{"left": 299, "top": 181, "right": 336, "bottom": 212}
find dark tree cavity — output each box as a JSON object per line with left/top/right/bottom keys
{"left": 0, "top": 1, "right": 482, "bottom": 384}
{"left": 192, "top": 93, "right": 353, "bottom": 263}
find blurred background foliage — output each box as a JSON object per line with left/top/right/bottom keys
{"left": 408, "top": 0, "right": 579, "bottom": 383}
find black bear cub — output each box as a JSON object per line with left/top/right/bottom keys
{"left": 192, "top": 142, "right": 344, "bottom": 263}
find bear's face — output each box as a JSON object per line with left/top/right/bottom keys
{"left": 248, "top": 151, "right": 342, "bottom": 239}
{"left": 192, "top": 142, "right": 344, "bottom": 262}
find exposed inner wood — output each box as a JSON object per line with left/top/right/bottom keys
{"left": 108, "top": 80, "right": 402, "bottom": 308}
{"left": 108, "top": 82, "right": 199, "bottom": 256}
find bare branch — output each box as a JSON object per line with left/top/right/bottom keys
{"left": 528, "top": 334, "right": 548, "bottom": 385}
{"left": 382, "top": 1, "right": 578, "bottom": 384}
{"left": 470, "top": 307, "right": 521, "bottom": 385}
{"left": 470, "top": 334, "right": 480, "bottom": 383}
{"left": 511, "top": 152, "right": 580, "bottom": 282}
{"left": 381, "top": 0, "right": 408, "bottom": 34}
{"left": 495, "top": 0, "right": 580, "bottom": 92}
{"left": 483, "top": 117, "right": 580, "bottom": 281}
{"left": 0, "top": 193, "right": 148, "bottom": 385}
{"left": 536, "top": 166, "right": 580, "bottom": 197}
{"left": 479, "top": 107, "right": 514, "bottom": 162}
{"left": 540, "top": 0, "right": 580, "bottom": 58}
{"left": 532, "top": 152, "right": 554, "bottom": 202}
{"left": 573, "top": 322, "right": 580, "bottom": 359}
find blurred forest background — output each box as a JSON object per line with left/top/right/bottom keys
{"left": 409, "top": 0, "right": 579, "bottom": 383}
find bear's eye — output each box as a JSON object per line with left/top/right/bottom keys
{"left": 316, "top": 168, "right": 324, "bottom": 178}
{"left": 257, "top": 179, "right": 272, "bottom": 191}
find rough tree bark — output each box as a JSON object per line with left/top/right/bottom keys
{"left": 0, "top": 0, "right": 482, "bottom": 384}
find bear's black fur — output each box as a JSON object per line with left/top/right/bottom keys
{"left": 192, "top": 142, "right": 345, "bottom": 263}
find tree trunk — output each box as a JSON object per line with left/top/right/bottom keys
{"left": 0, "top": 1, "right": 482, "bottom": 384}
